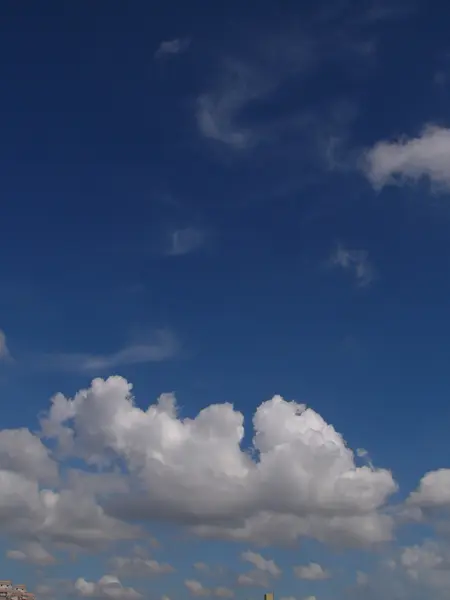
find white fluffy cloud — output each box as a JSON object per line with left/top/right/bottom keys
{"left": 293, "top": 562, "right": 330, "bottom": 580}
{"left": 1, "top": 373, "right": 448, "bottom": 573}
{"left": 38, "top": 376, "right": 398, "bottom": 547}
{"left": 0, "top": 427, "right": 57, "bottom": 483}
{"left": 241, "top": 550, "right": 281, "bottom": 576}
{"left": 0, "top": 448, "right": 137, "bottom": 552}
{"left": 75, "top": 576, "right": 141, "bottom": 600}
{"left": 185, "top": 580, "right": 209, "bottom": 597}
{"left": 400, "top": 542, "right": 446, "bottom": 575}
{"left": 339, "top": 537, "right": 450, "bottom": 600}
{"left": 360, "top": 541, "right": 450, "bottom": 600}
{"left": 398, "top": 541, "right": 450, "bottom": 596}
{"left": 407, "top": 469, "right": 450, "bottom": 509}
{"left": 363, "top": 125, "right": 450, "bottom": 190}
{"left": 238, "top": 550, "right": 281, "bottom": 588}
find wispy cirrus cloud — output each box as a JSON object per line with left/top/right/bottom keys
{"left": 165, "top": 227, "right": 208, "bottom": 256}
{"left": 0, "top": 329, "right": 10, "bottom": 361}
{"left": 36, "top": 329, "right": 179, "bottom": 373}
{"left": 111, "top": 555, "right": 174, "bottom": 577}
{"left": 330, "top": 243, "right": 375, "bottom": 287}
{"left": 196, "top": 46, "right": 317, "bottom": 151}
{"left": 196, "top": 2, "right": 413, "bottom": 155}
{"left": 7, "top": 541, "right": 56, "bottom": 566}
{"left": 184, "top": 580, "right": 234, "bottom": 598}
{"left": 155, "top": 38, "right": 190, "bottom": 59}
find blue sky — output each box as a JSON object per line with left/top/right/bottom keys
{"left": 2, "top": 0, "right": 450, "bottom": 599}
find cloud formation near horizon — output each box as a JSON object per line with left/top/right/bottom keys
{"left": 0, "top": 376, "right": 447, "bottom": 598}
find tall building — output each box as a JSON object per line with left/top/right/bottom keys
{"left": 0, "top": 581, "right": 35, "bottom": 600}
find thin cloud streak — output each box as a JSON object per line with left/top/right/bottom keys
{"left": 36, "top": 330, "right": 179, "bottom": 373}
{"left": 196, "top": 3, "right": 412, "bottom": 154}
{"left": 0, "top": 329, "right": 10, "bottom": 361}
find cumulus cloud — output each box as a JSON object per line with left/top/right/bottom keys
{"left": 241, "top": 550, "right": 281, "bottom": 576}
{"left": 330, "top": 243, "right": 374, "bottom": 287}
{"left": 75, "top": 576, "right": 141, "bottom": 600}
{"left": 238, "top": 550, "right": 280, "bottom": 588}
{"left": 345, "top": 539, "right": 450, "bottom": 600}
{"left": 0, "top": 426, "right": 138, "bottom": 553}
{"left": 293, "top": 562, "right": 330, "bottom": 580}
{"left": 36, "top": 489, "right": 139, "bottom": 549}
{"left": 407, "top": 469, "right": 450, "bottom": 509}
{"left": 155, "top": 38, "right": 190, "bottom": 59}
{"left": 358, "top": 541, "right": 450, "bottom": 600}
{"left": 38, "top": 376, "right": 398, "bottom": 547}
{"left": 37, "top": 329, "right": 179, "bottom": 373}
{"left": 185, "top": 580, "right": 210, "bottom": 597}
{"left": 0, "top": 373, "right": 445, "bottom": 575}
{"left": 0, "top": 441, "right": 137, "bottom": 552}
{"left": 400, "top": 542, "right": 447, "bottom": 575}
{"left": 363, "top": 125, "right": 450, "bottom": 191}
{"left": 0, "top": 427, "right": 58, "bottom": 483}
{"left": 396, "top": 541, "right": 450, "bottom": 598}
